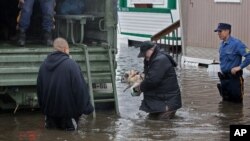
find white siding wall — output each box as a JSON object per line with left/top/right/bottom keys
{"left": 118, "top": 12, "right": 173, "bottom": 36}
{"left": 127, "top": 0, "right": 167, "bottom": 8}
{"left": 118, "top": 0, "right": 180, "bottom": 41}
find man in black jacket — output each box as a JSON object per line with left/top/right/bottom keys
{"left": 136, "top": 41, "right": 182, "bottom": 120}
{"left": 37, "top": 37, "right": 93, "bottom": 130}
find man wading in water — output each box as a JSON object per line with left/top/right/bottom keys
{"left": 134, "top": 41, "right": 182, "bottom": 120}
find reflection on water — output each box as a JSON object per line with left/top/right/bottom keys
{"left": 0, "top": 39, "right": 250, "bottom": 141}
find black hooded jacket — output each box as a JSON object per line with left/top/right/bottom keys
{"left": 140, "top": 47, "right": 182, "bottom": 113}
{"left": 37, "top": 51, "right": 93, "bottom": 118}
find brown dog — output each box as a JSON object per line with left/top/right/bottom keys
{"left": 121, "top": 70, "right": 144, "bottom": 92}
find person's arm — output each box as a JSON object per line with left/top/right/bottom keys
{"left": 70, "top": 61, "right": 94, "bottom": 115}
{"left": 239, "top": 46, "right": 250, "bottom": 69}
{"left": 36, "top": 68, "right": 43, "bottom": 107}
{"left": 231, "top": 42, "right": 250, "bottom": 74}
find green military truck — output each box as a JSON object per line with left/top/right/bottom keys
{"left": 0, "top": 0, "right": 119, "bottom": 116}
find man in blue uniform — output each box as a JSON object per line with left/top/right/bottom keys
{"left": 37, "top": 37, "right": 93, "bottom": 130}
{"left": 215, "top": 23, "right": 250, "bottom": 103}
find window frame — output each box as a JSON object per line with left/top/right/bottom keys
{"left": 214, "top": 0, "right": 241, "bottom": 3}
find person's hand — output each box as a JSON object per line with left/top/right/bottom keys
{"left": 132, "top": 82, "right": 141, "bottom": 92}
{"left": 131, "top": 82, "right": 141, "bottom": 96}
{"left": 231, "top": 66, "right": 241, "bottom": 75}
{"left": 19, "top": 0, "right": 24, "bottom": 3}
{"left": 18, "top": 0, "right": 24, "bottom": 8}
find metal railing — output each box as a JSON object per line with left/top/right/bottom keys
{"left": 151, "top": 20, "right": 181, "bottom": 61}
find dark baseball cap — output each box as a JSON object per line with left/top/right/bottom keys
{"left": 214, "top": 23, "right": 231, "bottom": 32}
{"left": 137, "top": 41, "right": 155, "bottom": 58}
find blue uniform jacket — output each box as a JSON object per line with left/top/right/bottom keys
{"left": 219, "top": 36, "right": 250, "bottom": 73}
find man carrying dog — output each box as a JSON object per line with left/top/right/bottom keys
{"left": 135, "top": 41, "right": 182, "bottom": 120}
{"left": 215, "top": 23, "right": 250, "bottom": 103}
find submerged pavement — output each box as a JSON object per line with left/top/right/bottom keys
{"left": 0, "top": 38, "right": 249, "bottom": 141}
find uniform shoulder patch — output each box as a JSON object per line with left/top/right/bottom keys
{"left": 246, "top": 48, "right": 250, "bottom": 53}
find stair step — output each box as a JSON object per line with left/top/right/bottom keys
{"left": 94, "top": 99, "right": 115, "bottom": 103}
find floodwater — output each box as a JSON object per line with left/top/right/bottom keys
{"left": 0, "top": 38, "right": 250, "bottom": 141}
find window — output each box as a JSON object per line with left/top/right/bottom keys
{"left": 129, "top": 0, "right": 164, "bottom": 5}
{"left": 214, "top": 0, "right": 241, "bottom": 3}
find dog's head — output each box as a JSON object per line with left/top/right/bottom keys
{"left": 121, "top": 72, "right": 129, "bottom": 83}
{"left": 121, "top": 70, "right": 144, "bottom": 92}
{"left": 121, "top": 70, "right": 144, "bottom": 86}
{"left": 121, "top": 70, "right": 140, "bottom": 83}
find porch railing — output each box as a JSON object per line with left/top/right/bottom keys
{"left": 151, "top": 20, "right": 181, "bottom": 60}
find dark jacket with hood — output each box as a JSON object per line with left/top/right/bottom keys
{"left": 140, "top": 47, "right": 182, "bottom": 113}
{"left": 37, "top": 51, "right": 93, "bottom": 118}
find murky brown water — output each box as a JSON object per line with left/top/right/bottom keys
{"left": 0, "top": 39, "right": 250, "bottom": 141}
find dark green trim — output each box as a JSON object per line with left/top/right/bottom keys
{"left": 119, "top": 8, "right": 171, "bottom": 13}
{"left": 168, "top": 0, "right": 177, "bottom": 9}
{"left": 119, "top": 0, "right": 176, "bottom": 12}
{"left": 119, "top": 0, "right": 176, "bottom": 9}
{"left": 170, "top": 11, "right": 174, "bottom": 23}
{"left": 121, "top": 32, "right": 181, "bottom": 40}
{"left": 119, "top": 0, "right": 127, "bottom": 8}
{"left": 163, "top": 36, "right": 182, "bottom": 41}
{"left": 121, "top": 32, "right": 152, "bottom": 38}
